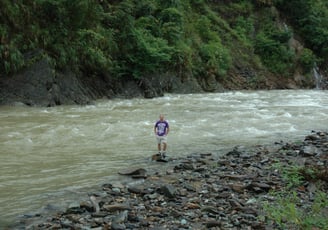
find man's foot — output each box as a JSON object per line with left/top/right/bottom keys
{"left": 161, "top": 152, "right": 166, "bottom": 158}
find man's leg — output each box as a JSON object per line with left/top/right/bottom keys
{"left": 162, "top": 140, "right": 167, "bottom": 157}
{"left": 156, "top": 136, "right": 161, "bottom": 154}
{"left": 163, "top": 142, "right": 167, "bottom": 152}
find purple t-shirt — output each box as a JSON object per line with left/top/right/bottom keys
{"left": 155, "top": 120, "right": 169, "bottom": 136}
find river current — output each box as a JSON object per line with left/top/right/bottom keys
{"left": 0, "top": 90, "right": 327, "bottom": 226}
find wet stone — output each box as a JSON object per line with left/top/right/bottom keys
{"left": 15, "top": 131, "right": 328, "bottom": 230}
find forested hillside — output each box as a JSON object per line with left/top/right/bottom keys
{"left": 0, "top": 0, "right": 327, "bottom": 105}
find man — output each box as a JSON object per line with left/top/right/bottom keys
{"left": 154, "top": 114, "right": 169, "bottom": 157}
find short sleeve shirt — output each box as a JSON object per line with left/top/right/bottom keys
{"left": 155, "top": 120, "right": 169, "bottom": 136}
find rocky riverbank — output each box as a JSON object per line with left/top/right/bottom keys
{"left": 1, "top": 57, "right": 326, "bottom": 107}
{"left": 15, "top": 131, "right": 327, "bottom": 229}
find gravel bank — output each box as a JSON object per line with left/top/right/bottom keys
{"left": 14, "top": 131, "right": 328, "bottom": 229}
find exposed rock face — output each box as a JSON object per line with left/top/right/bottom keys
{"left": 0, "top": 59, "right": 55, "bottom": 106}
{"left": 0, "top": 54, "right": 326, "bottom": 107}
{"left": 0, "top": 59, "right": 205, "bottom": 106}
{"left": 0, "top": 59, "right": 98, "bottom": 106}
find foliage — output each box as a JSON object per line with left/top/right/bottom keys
{"left": 263, "top": 161, "right": 328, "bottom": 229}
{"left": 194, "top": 15, "right": 218, "bottom": 43}
{"left": 252, "top": 6, "right": 295, "bottom": 75}
{"left": 0, "top": 1, "right": 36, "bottom": 75}
{"left": 159, "top": 8, "right": 184, "bottom": 44}
{"left": 254, "top": 31, "right": 294, "bottom": 75}
{"left": 198, "top": 41, "right": 231, "bottom": 78}
{"left": 232, "top": 16, "right": 255, "bottom": 46}
{"left": 0, "top": 41, "right": 24, "bottom": 75}
{"left": 191, "top": 14, "right": 232, "bottom": 79}
{"left": 0, "top": 0, "right": 327, "bottom": 87}
{"left": 272, "top": 162, "right": 304, "bottom": 188}
{"left": 262, "top": 190, "right": 328, "bottom": 229}
{"left": 125, "top": 28, "right": 172, "bottom": 78}
{"left": 75, "top": 29, "right": 113, "bottom": 73}
{"left": 262, "top": 191, "right": 301, "bottom": 228}
{"left": 298, "top": 48, "right": 317, "bottom": 72}
{"left": 277, "top": 0, "right": 328, "bottom": 64}
{"left": 170, "top": 41, "right": 193, "bottom": 77}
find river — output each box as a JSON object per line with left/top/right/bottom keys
{"left": 0, "top": 90, "right": 327, "bottom": 227}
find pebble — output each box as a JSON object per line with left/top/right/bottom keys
{"left": 14, "top": 131, "right": 328, "bottom": 229}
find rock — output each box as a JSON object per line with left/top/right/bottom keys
{"left": 231, "top": 183, "right": 247, "bottom": 193}
{"left": 1, "top": 57, "right": 199, "bottom": 106}
{"left": 185, "top": 202, "right": 200, "bottom": 209}
{"left": 205, "top": 220, "right": 221, "bottom": 228}
{"left": 300, "top": 145, "right": 320, "bottom": 156}
{"left": 111, "top": 222, "right": 126, "bottom": 230}
{"left": 118, "top": 168, "right": 147, "bottom": 176}
{"left": 249, "top": 182, "right": 271, "bottom": 191}
{"left": 90, "top": 195, "right": 100, "bottom": 213}
{"left": 127, "top": 186, "right": 148, "bottom": 195}
{"left": 151, "top": 153, "right": 162, "bottom": 161}
{"left": 16, "top": 131, "right": 328, "bottom": 230}
{"left": 112, "top": 210, "right": 128, "bottom": 224}
{"left": 160, "top": 184, "right": 177, "bottom": 198}
{"left": 102, "top": 204, "right": 131, "bottom": 212}
{"left": 201, "top": 206, "right": 220, "bottom": 214}
{"left": 65, "top": 202, "right": 84, "bottom": 214}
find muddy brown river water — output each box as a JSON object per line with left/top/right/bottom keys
{"left": 0, "top": 90, "right": 327, "bottom": 226}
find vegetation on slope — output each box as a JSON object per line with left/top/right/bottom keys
{"left": 0, "top": 0, "right": 327, "bottom": 89}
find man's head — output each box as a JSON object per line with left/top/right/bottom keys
{"left": 159, "top": 114, "right": 164, "bottom": 121}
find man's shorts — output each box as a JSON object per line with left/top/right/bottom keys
{"left": 156, "top": 135, "right": 167, "bottom": 144}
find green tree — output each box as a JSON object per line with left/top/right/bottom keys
{"left": 277, "top": 0, "right": 328, "bottom": 63}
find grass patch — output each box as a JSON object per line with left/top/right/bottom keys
{"left": 261, "top": 161, "right": 328, "bottom": 229}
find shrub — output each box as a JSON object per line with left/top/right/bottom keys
{"left": 254, "top": 32, "right": 294, "bottom": 75}
{"left": 0, "top": 41, "right": 24, "bottom": 75}
{"left": 198, "top": 41, "right": 232, "bottom": 78}
{"left": 298, "top": 48, "right": 317, "bottom": 72}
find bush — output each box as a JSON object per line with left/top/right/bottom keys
{"left": 277, "top": 0, "right": 328, "bottom": 61}
{"left": 254, "top": 32, "right": 294, "bottom": 75}
{"left": 170, "top": 41, "right": 193, "bottom": 77}
{"left": 0, "top": 41, "right": 24, "bottom": 75}
{"left": 76, "top": 29, "right": 113, "bottom": 73}
{"left": 198, "top": 41, "right": 232, "bottom": 77}
{"left": 125, "top": 28, "right": 172, "bottom": 78}
{"left": 298, "top": 48, "right": 317, "bottom": 72}
{"left": 233, "top": 16, "right": 255, "bottom": 45}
